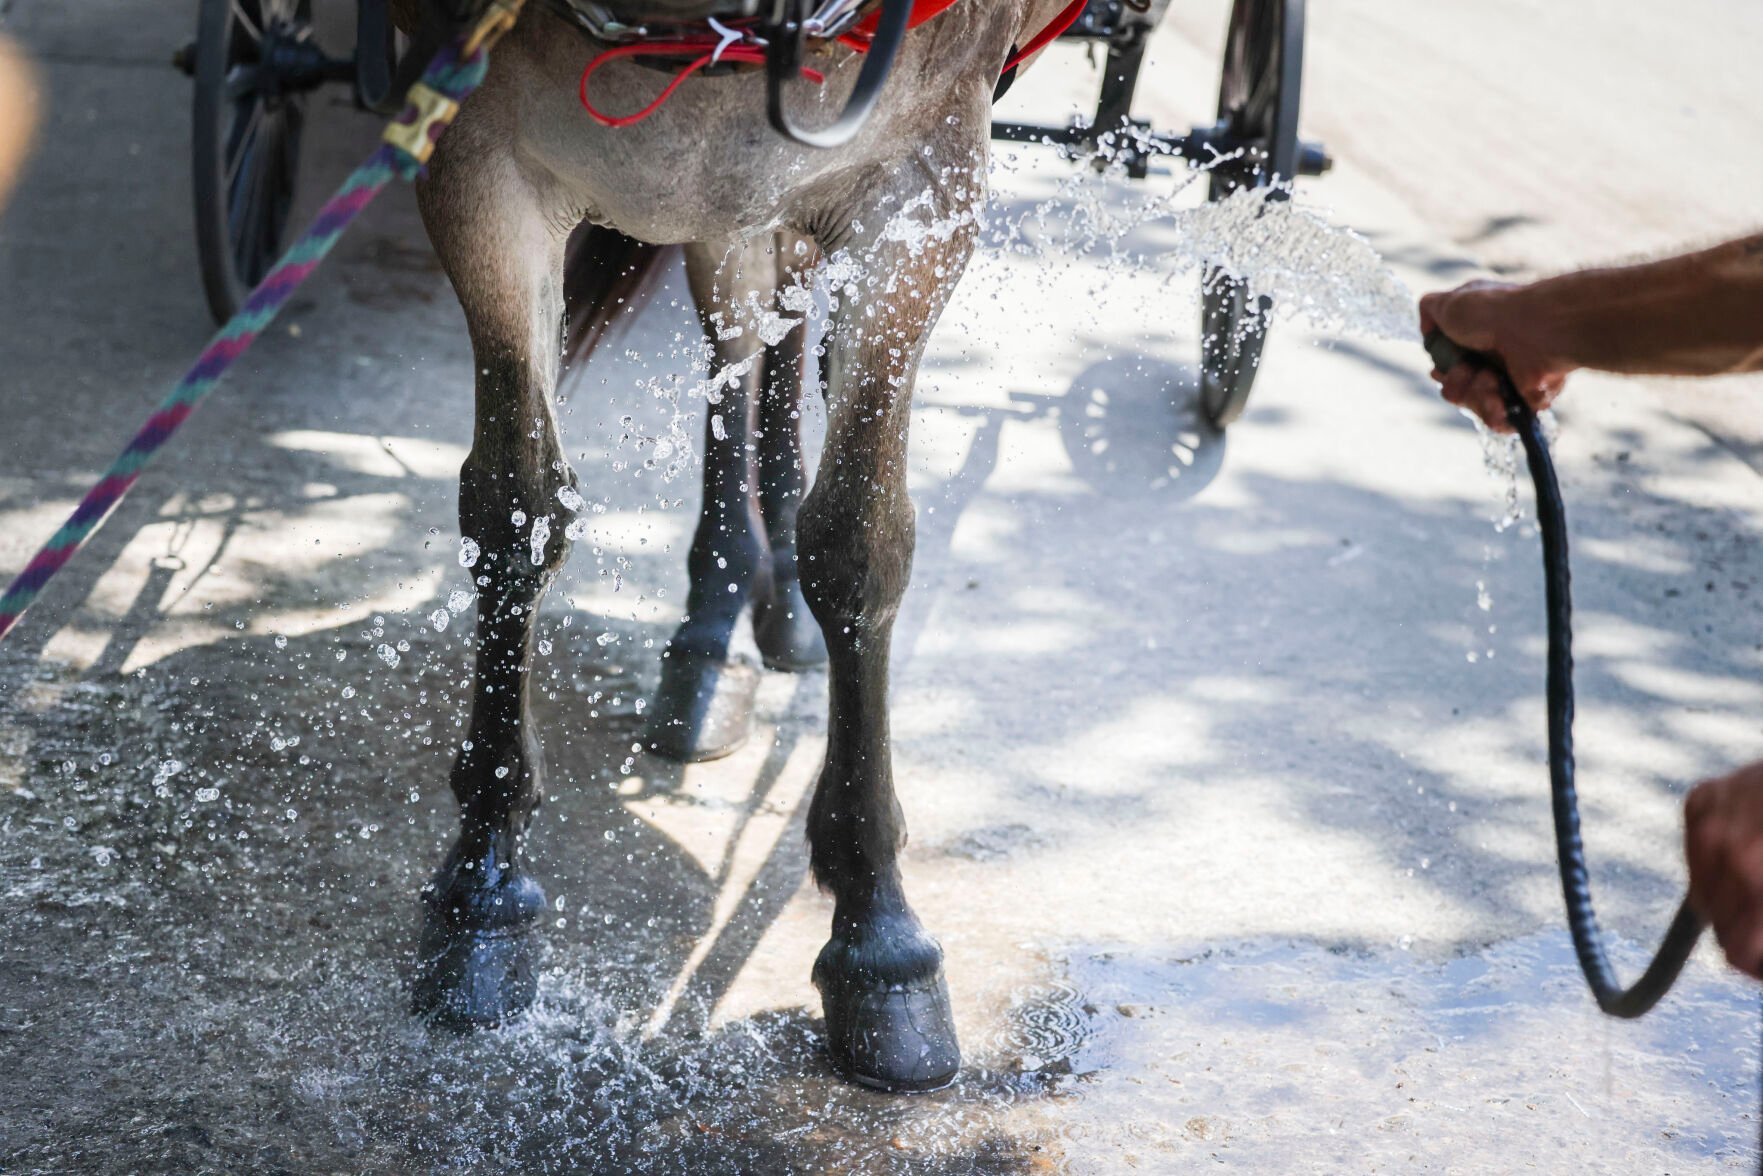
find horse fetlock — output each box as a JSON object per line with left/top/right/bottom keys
{"left": 422, "top": 834, "right": 547, "bottom": 933}
{"left": 666, "top": 607, "right": 746, "bottom": 663}
{"left": 815, "top": 915, "right": 944, "bottom": 987}
{"left": 753, "top": 574, "right": 827, "bottom": 671}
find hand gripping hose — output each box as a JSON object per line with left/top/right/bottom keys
{"left": 1425, "top": 329, "right": 1705, "bottom": 1018}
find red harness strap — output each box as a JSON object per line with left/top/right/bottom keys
{"left": 577, "top": 0, "right": 1089, "bottom": 128}
{"left": 579, "top": 38, "right": 824, "bottom": 128}
{"left": 1000, "top": 0, "right": 1087, "bottom": 73}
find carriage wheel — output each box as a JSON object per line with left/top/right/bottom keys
{"left": 1198, "top": 0, "right": 1303, "bottom": 429}
{"left": 192, "top": 0, "right": 313, "bottom": 325}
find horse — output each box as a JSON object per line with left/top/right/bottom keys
{"left": 393, "top": 0, "right": 1072, "bottom": 1091}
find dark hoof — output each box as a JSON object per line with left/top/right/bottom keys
{"left": 411, "top": 916, "right": 538, "bottom": 1030}
{"left": 641, "top": 653, "right": 759, "bottom": 762}
{"left": 753, "top": 580, "right": 827, "bottom": 672}
{"left": 814, "top": 941, "right": 961, "bottom": 1092}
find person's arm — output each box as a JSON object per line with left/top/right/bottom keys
{"left": 1685, "top": 765, "right": 1763, "bottom": 980}
{"left": 1420, "top": 233, "right": 1763, "bottom": 432}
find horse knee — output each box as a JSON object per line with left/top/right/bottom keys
{"left": 796, "top": 487, "right": 915, "bottom": 643}
{"left": 459, "top": 456, "right": 577, "bottom": 583}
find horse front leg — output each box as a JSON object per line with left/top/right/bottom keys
{"left": 800, "top": 167, "right": 979, "bottom": 1091}
{"left": 409, "top": 132, "right": 576, "bottom": 1028}
{"left": 751, "top": 233, "right": 828, "bottom": 672}
{"left": 642, "top": 239, "right": 776, "bottom": 761}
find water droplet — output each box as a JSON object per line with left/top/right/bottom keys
{"left": 530, "top": 515, "right": 551, "bottom": 566}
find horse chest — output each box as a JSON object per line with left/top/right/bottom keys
{"left": 513, "top": 65, "right": 868, "bottom": 245}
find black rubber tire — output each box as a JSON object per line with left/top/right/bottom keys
{"left": 192, "top": 0, "right": 311, "bottom": 325}
{"left": 1198, "top": 0, "right": 1304, "bottom": 429}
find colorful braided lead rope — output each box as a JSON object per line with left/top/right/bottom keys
{"left": 0, "top": 42, "right": 492, "bottom": 642}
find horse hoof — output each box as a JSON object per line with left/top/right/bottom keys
{"left": 641, "top": 653, "right": 759, "bottom": 762}
{"left": 753, "top": 580, "right": 827, "bottom": 672}
{"left": 814, "top": 939, "right": 960, "bottom": 1092}
{"left": 411, "top": 915, "right": 539, "bottom": 1030}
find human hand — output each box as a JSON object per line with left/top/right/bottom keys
{"left": 1420, "top": 280, "right": 1574, "bottom": 434}
{"left": 1685, "top": 763, "right": 1763, "bottom": 980}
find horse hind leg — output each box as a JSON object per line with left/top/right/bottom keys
{"left": 751, "top": 232, "right": 829, "bottom": 672}
{"left": 408, "top": 133, "right": 576, "bottom": 1028}
{"left": 640, "top": 239, "right": 777, "bottom": 762}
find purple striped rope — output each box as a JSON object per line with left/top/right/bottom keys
{"left": 0, "top": 43, "right": 490, "bottom": 642}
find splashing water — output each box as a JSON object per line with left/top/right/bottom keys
{"left": 529, "top": 514, "right": 552, "bottom": 566}
{"left": 1154, "top": 185, "right": 1419, "bottom": 341}
{"left": 985, "top": 153, "right": 1419, "bottom": 343}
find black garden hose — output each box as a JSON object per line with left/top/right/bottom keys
{"left": 1424, "top": 329, "right": 1706, "bottom": 1019}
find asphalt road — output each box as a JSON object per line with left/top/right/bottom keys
{"left": 2, "top": 1, "right": 1761, "bottom": 1172}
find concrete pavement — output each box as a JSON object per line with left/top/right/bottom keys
{"left": 2, "top": 1, "right": 1761, "bottom": 1171}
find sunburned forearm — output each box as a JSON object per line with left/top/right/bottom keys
{"left": 1530, "top": 233, "right": 1763, "bottom": 378}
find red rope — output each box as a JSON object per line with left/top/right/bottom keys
{"left": 1002, "top": 0, "right": 1088, "bottom": 73}
{"left": 579, "top": 40, "right": 824, "bottom": 127}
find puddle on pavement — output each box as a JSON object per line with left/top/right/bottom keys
{"left": 3, "top": 624, "right": 1758, "bottom": 1173}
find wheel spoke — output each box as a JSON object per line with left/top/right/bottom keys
{"left": 225, "top": 103, "right": 265, "bottom": 190}
{"left": 230, "top": 104, "right": 267, "bottom": 192}
{"left": 229, "top": 0, "right": 264, "bottom": 44}
{"left": 1241, "top": 19, "right": 1280, "bottom": 133}
{"left": 1220, "top": 12, "right": 1249, "bottom": 114}
{"left": 230, "top": 146, "right": 258, "bottom": 280}
{"left": 235, "top": 113, "right": 277, "bottom": 282}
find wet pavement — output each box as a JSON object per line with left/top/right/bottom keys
{"left": 4, "top": 2, "right": 1763, "bottom": 1173}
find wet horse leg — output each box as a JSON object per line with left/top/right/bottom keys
{"left": 799, "top": 162, "right": 980, "bottom": 1091}
{"left": 751, "top": 233, "right": 828, "bottom": 671}
{"left": 409, "top": 130, "right": 576, "bottom": 1027}
{"left": 641, "top": 239, "right": 776, "bottom": 762}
